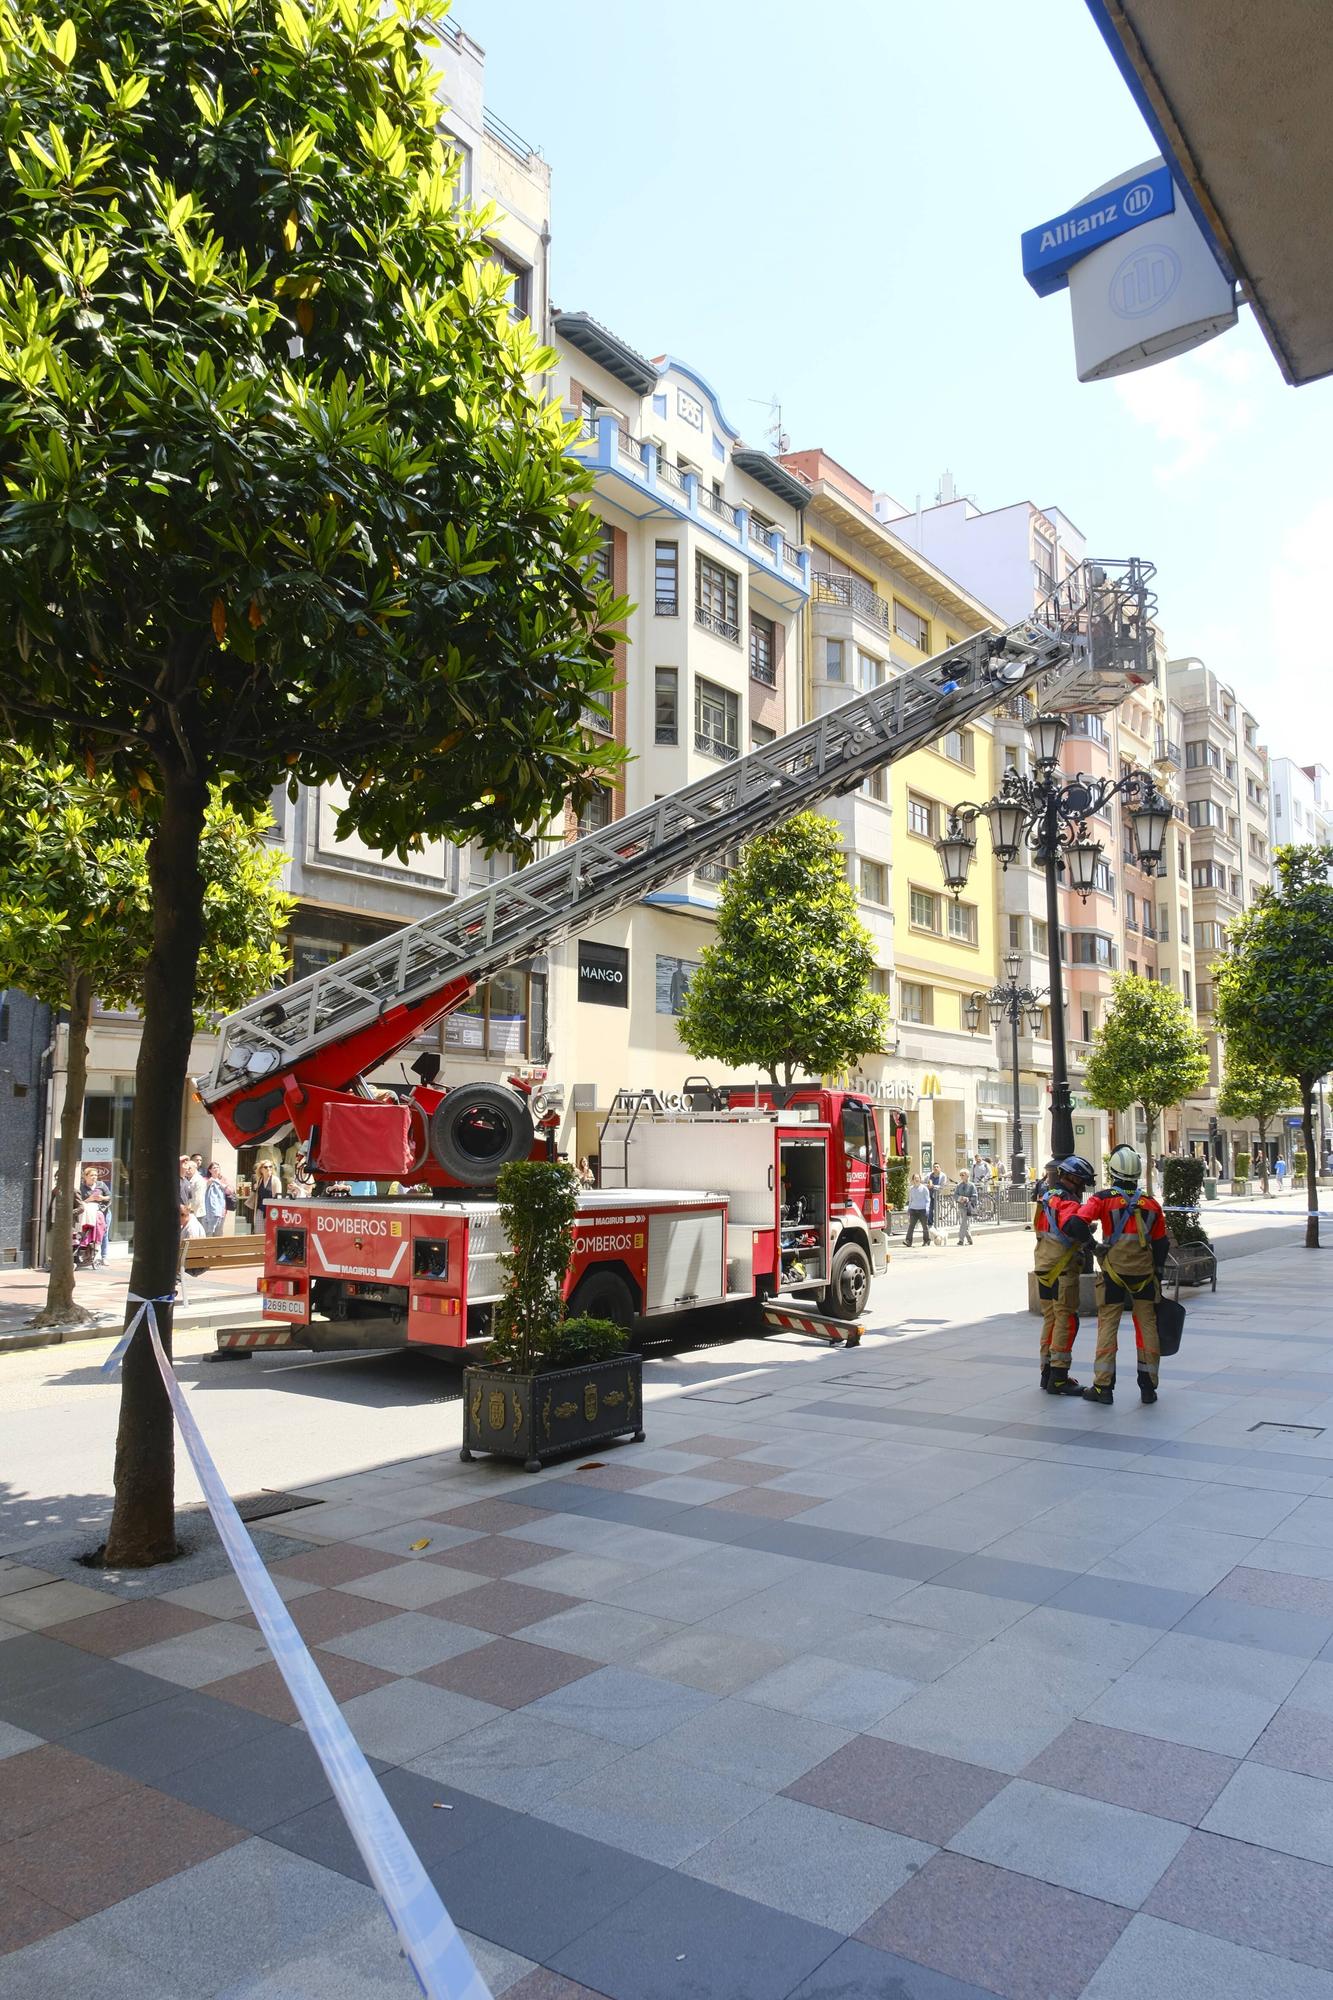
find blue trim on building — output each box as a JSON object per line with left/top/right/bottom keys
{"left": 1080, "top": 0, "right": 1238, "bottom": 284}
{"left": 643, "top": 890, "right": 721, "bottom": 913}
{"left": 655, "top": 358, "right": 740, "bottom": 440}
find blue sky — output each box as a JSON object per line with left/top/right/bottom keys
{"left": 464, "top": 0, "right": 1332, "bottom": 768}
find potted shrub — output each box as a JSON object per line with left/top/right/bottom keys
{"left": 461, "top": 1160, "right": 644, "bottom": 1472}
{"left": 884, "top": 1159, "right": 909, "bottom": 1238}
{"left": 1232, "top": 1148, "right": 1250, "bottom": 1196}
{"left": 1161, "top": 1154, "right": 1215, "bottom": 1289}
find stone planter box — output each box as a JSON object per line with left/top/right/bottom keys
{"left": 461, "top": 1352, "right": 645, "bottom": 1472}
{"left": 1165, "top": 1239, "right": 1217, "bottom": 1291}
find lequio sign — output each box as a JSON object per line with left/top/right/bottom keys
{"left": 578, "top": 941, "right": 628, "bottom": 1008}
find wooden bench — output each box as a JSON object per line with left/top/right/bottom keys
{"left": 182, "top": 1234, "right": 265, "bottom": 1276}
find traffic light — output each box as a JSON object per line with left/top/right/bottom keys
{"left": 1208, "top": 1115, "right": 1218, "bottom": 1138}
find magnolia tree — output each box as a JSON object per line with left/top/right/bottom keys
{"left": 1083, "top": 972, "right": 1209, "bottom": 1194}
{"left": 0, "top": 0, "right": 621, "bottom": 1563}
{"left": 676, "top": 813, "right": 889, "bottom": 1089}
{"left": 1218, "top": 1056, "right": 1299, "bottom": 1196}
{"left": 0, "top": 747, "right": 291, "bottom": 1324}
{"left": 1216, "top": 846, "right": 1333, "bottom": 1249}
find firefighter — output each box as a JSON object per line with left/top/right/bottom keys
{"left": 1033, "top": 1155, "right": 1094, "bottom": 1396}
{"left": 1077, "top": 1144, "right": 1169, "bottom": 1407}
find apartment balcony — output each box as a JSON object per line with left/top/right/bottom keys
{"left": 694, "top": 605, "right": 740, "bottom": 646}
{"left": 810, "top": 570, "right": 892, "bottom": 637}
{"left": 570, "top": 413, "right": 810, "bottom": 609}
{"left": 695, "top": 729, "right": 740, "bottom": 763}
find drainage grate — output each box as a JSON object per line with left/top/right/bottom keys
{"left": 233, "top": 1491, "right": 324, "bottom": 1523}
{"left": 1249, "top": 1423, "right": 1325, "bottom": 1440}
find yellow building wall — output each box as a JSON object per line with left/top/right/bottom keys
{"left": 892, "top": 731, "right": 999, "bottom": 1031}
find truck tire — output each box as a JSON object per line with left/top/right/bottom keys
{"left": 567, "top": 1267, "right": 635, "bottom": 1332}
{"left": 429, "top": 1083, "right": 534, "bottom": 1185}
{"left": 820, "top": 1241, "right": 872, "bottom": 1321}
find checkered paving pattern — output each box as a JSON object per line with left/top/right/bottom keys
{"left": 3, "top": 1249, "right": 1333, "bottom": 1996}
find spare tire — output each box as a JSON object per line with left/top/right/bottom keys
{"left": 429, "top": 1083, "right": 535, "bottom": 1185}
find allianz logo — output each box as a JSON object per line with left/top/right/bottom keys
{"left": 1037, "top": 179, "right": 1155, "bottom": 253}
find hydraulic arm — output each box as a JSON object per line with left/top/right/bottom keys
{"left": 203, "top": 557, "right": 1155, "bottom": 1150}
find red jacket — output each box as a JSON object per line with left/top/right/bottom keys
{"left": 1076, "top": 1190, "right": 1167, "bottom": 1241}
{"left": 1034, "top": 1192, "right": 1088, "bottom": 1240}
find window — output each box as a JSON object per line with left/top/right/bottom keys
{"left": 586, "top": 519, "right": 614, "bottom": 587}
{"left": 751, "top": 722, "right": 776, "bottom": 750}
{"left": 860, "top": 859, "right": 889, "bottom": 905}
{"left": 861, "top": 766, "right": 888, "bottom": 804}
{"left": 1092, "top": 860, "right": 1115, "bottom": 899}
{"left": 1158, "top": 904, "right": 1169, "bottom": 940}
{"left": 1081, "top": 1008, "right": 1093, "bottom": 1043}
{"left": 1225, "top": 757, "right": 1236, "bottom": 784}
{"left": 1177, "top": 844, "right": 1187, "bottom": 879}
{"left": 893, "top": 600, "right": 929, "bottom": 651}
{"left": 694, "top": 677, "right": 739, "bottom": 759}
{"left": 655, "top": 667, "right": 678, "bottom": 745}
{"left": 1069, "top": 932, "right": 1116, "bottom": 967}
{"left": 1032, "top": 919, "right": 1049, "bottom": 957}
{"left": 909, "top": 886, "right": 940, "bottom": 931}
{"left": 1197, "top": 980, "right": 1214, "bottom": 1012}
{"left": 939, "top": 727, "right": 975, "bottom": 769}
{"left": 1182, "top": 968, "right": 1192, "bottom": 1002}
{"left": 1125, "top": 892, "right": 1137, "bottom": 927}
{"left": 579, "top": 390, "right": 602, "bottom": 428}
{"left": 1188, "top": 799, "right": 1226, "bottom": 831}
{"left": 289, "top": 906, "right": 398, "bottom": 985}
{"left": 857, "top": 649, "right": 885, "bottom": 690}
{"left": 696, "top": 556, "right": 739, "bottom": 641}
{"left": 947, "top": 900, "right": 978, "bottom": 944}
{"left": 491, "top": 249, "right": 531, "bottom": 320}
{"left": 1180, "top": 903, "right": 1189, "bottom": 940}
{"left": 1128, "top": 959, "right": 1138, "bottom": 977}
{"left": 1230, "top": 870, "right": 1242, "bottom": 900}
{"left": 1194, "top": 920, "right": 1227, "bottom": 951}
{"left": 1158, "top": 967, "right": 1172, "bottom": 986}
{"left": 446, "top": 966, "right": 533, "bottom": 1059}
{"left": 868, "top": 967, "right": 891, "bottom": 1000}
{"left": 1008, "top": 916, "right": 1024, "bottom": 951}
{"left": 749, "top": 613, "right": 777, "bottom": 686}
{"left": 1185, "top": 740, "right": 1222, "bottom": 770}
{"left": 654, "top": 540, "right": 679, "bottom": 615}
{"left": 577, "top": 785, "right": 613, "bottom": 836}
{"left": 907, "top": 793, "right": 935, "bottom": 839}
{"left": 824, "top": 638, "right": 844, "bottom": 681}
{"left": 899, "top": 980, "right": 932, "bottom": 1024}
{"left": 1228, "top": 815, "right": 1240, "bottom": 845}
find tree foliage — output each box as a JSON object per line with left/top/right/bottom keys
{"left": 1218, "top": 1053, "right": 1299, "bottom": 1195}
{"left": 676, "top": 813, "right": 889, "bottom": 1088}
{"left": 0, "top": 0, "right": 622, "bottom": 1563}
{"left": 0, "top": 744, "right": 291, "bottom": 1318}
{"left": 1215, "top": 845, "right": 1333, "bottom": 1247}
{"left": 1083, "top": 972, "right": 1209, "bottom": 1192}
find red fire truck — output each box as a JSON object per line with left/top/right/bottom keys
{"left": 201, "top": 558, "right": 1154, "bottom": 1358}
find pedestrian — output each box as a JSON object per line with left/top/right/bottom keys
{"left": 1032, "top": 1154, "right": 1095, "bottom": 1395}
{"left": 927, "top": 1163, "right": 945, "bottom": 1232}
{"left": 1275, "top": 1155, "right": 1287, "bottom": 1193}
{"left": 971, "top": 1153, "right": 989, "bottom": 1189}
{"left": 178, "top": 1154, "right": 205, "bottom": 1220}
{"left": 289, "top": 1152, "right": 315, "bottom": 1199}
{"left": 904, "top": 1173, "right": 931, "bottom": 1246}
{"left": 953, "top": 1171, "right": 976, "bottom": 1246}
{"left": 250, "top": 1158, "right": 281, "bottom": 1227}
{"left": 78, "top": 1163, "right": 111, "bottom": 1265}
{"left": 1076, "top": 1144, "right": 1169, "bottom": 1407}
{"left": 202, "top": 1163, "right": 229, "bottom": 1236}
{"left": 576, "top": 1156, "right": 595, "bottom": 1188}
{"left": 179, "top": 1198, "right": 205, "bottom": 1243}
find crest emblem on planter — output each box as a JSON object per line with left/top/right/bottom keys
{"left": 488, "top": 1390, "right": 507, "bottom": 1431}
{"left": 583, "top": 1382, "right": 599, "bottom": 1423}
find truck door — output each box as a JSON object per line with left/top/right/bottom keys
{"left": 841, "top": 1099, "right": 885, "bottom": 1228}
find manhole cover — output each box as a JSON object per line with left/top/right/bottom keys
{"left": 231, "top": 1491, "right": 323, "bottom": 1522}
{"left": 1249, "top": 1423, "right": 1325, "bottom": 1439}
{"left": 685, "top": 1388, "right": 771, "bottom": 1404}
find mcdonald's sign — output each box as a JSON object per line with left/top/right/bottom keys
{"left": 919, "top": 1072, "right": 943, "bottom": 1099}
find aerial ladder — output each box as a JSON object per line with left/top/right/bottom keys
{"left": 202, "top": 557, "right": 1157, "bottom": 1185}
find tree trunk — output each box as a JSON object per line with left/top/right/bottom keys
{"left": 36, "top": 968, "right": 95, "bottom": 1325}
{"left": 1257, "top": 1116, "right": 1270, "bottom": 1196}
{"left": 1302, "top": 1084, "right": 1320, "bottom": 1250}
{"left": 1141, "top": 1106, "right": 1156, "bottom": 1194}
{"left": 102, "top": 759, "right": 208, "bottom": 1567}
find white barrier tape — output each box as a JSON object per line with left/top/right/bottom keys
{"left": 104, "top": 1299, "right": 489, "bottom": 2000}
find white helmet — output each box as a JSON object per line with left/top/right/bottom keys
{"left": 1108, "top": 1144, "right": 1141, "bottom": 1188}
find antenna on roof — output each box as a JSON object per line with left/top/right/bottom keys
{"left": 749, "top": 394, "right": 789, "bottom": 456}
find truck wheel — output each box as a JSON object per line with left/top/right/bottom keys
{"left": 567, "top": 1268, "right": 635, "bottom": 1332}
{"left": 821, "top": 1242, "right": 872, "bottom": 1321}
{"left": 429, "top": 1083, "right": 534, "bottom": 1185}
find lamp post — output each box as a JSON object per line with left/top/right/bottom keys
{"left": 965, "top": 951, "right": 1048, "bottom": 1192}
{"left": 936, "top": 709, "right": 1172, "bottom": 1161}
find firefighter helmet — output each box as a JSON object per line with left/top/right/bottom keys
{"left": 1108, "top": 1144, "right": 1141, "bottom": 1188}
{"left": 1058, "top": 1155, "right": 1095, "bottom": 1189}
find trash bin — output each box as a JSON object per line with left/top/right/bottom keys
{"left": 1203, "top": 1177, "right": 1218, "bottom": 1200}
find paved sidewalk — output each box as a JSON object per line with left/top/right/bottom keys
{"left": 0, "top": 1256, "right": 262, "bottom": 1348}
{"left": 3, "top": 1246, "right": 1333, "bottom": 1997}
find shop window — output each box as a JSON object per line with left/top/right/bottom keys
{"left": 445, "top": 968, "right": 532, "bottom": 1059}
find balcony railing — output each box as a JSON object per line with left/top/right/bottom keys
{"left": 695, "top": 606, "right": 740, "bottom": 644}
{"left": 811, "top": 571, "right": 891, "bottom": 633}
{"left": 695, "top": 857, "right": 731, "bottom": 883}
{"left": 782, "top": 538, "right": 803, "bottom": 569}
{"left": 1006, "top": 692, "right": 1036, "bottom": 722}
{"left": 750, "top": 518, "right": 774, "bottom": 550}
{"left": 617, "top": 428, "right": 644, "bottom": 464}
{"left": 695, "top": 730, "right": 739, "bottom": 762}
{"left": 699, "top": 487, "right": 738, "bottom": 528}
{"left": 749, "top": 649, "right": 776, "bottom": 688}
{"left": 581, "top": 701, "right": 613, "bottom": 736}
{"left": 658, "top": 458, "right": 688, "bottom": 494}
{"left": 655, "top": 594, "right": 679, "bottom": 617}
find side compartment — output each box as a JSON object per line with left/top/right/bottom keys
{"left": 406, "top": 1212, "right": 470, "bottom": 1348}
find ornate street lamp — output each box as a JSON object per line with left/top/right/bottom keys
{"left": 937, "top": 732, "right": 1173, "bottom": 1159}
{"left": 966, "top": 959, "right": 1052, "bottom": 1191}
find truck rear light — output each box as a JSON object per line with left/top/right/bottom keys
{"left": 260, "top": 1277, "right": 301, "bottom": 1297}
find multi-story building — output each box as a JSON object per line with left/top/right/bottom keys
{"left": 778, "top": 449, "right": 1012, "bottom": 1173}
{"left": 550, "top": 316, "right": 809, "bottom": 1163}
{"left": 0, "top": 989, "right": 50, "bottom": 1267}
{"left": 1271, "top": 757, "right": 1333, "bottom": 873}
{"left": 39, "top": 22, "right": 556, "bottom": 1252}
{"left": 1166, "top": 657, "right": 1274, "bottom": 1169}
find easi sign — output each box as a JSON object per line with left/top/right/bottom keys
{"left": 1022, "top": 164, "right": 1174, "bottom": 297}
